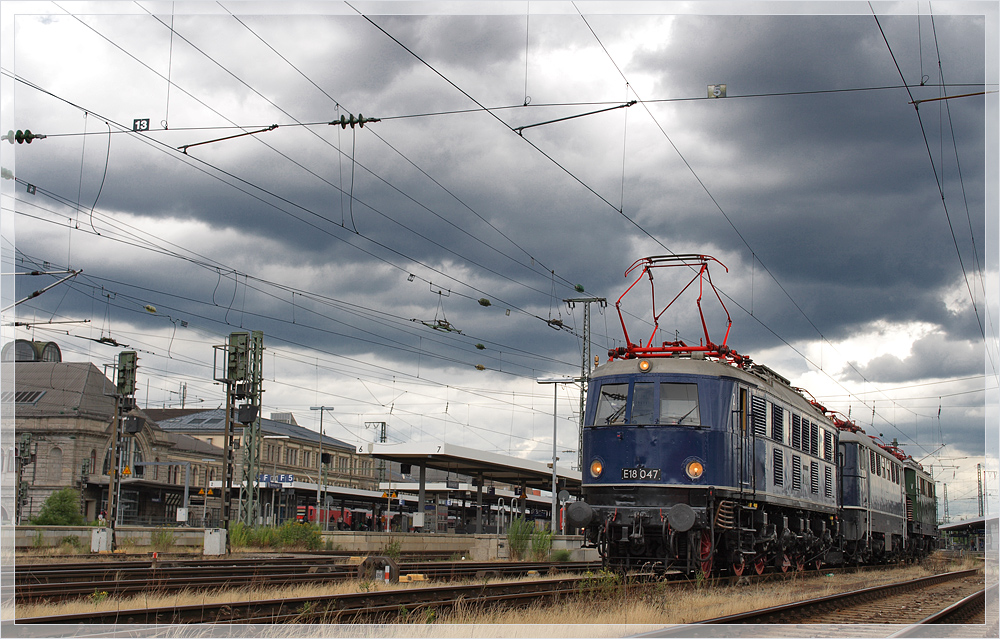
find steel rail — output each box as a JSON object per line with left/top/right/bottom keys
{"left": 694, "top": 569, "right": 980, "bottom": 624}
{"left": 888, "top": 582, "right": 996, "bottom": 634}
{"left": 15, "top": 560, "right": 602, "bottom": 603}
{"left": 16, "top": 575, "right": 596, "bottom": 625}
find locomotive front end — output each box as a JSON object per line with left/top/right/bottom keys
{"left": 568, "top": 356, "right": 735, "bottom": 573}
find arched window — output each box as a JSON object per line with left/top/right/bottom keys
{"left": 154, "top": 457, "right": 160, "bottom": 481}
{"left": 103, "top": 448, "right": 113, "bottom": 475}
{"left": 89, "top": 449, "right": 97, "bottom": 475}
{"left": 132, "top": 446, "right": 144, "bottom": 478}
{"left": 50, "top": 447, "right": 63, "bottom": 483}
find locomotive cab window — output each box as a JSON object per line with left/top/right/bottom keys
{"left": 594, "top": 383, "right": 629, "bottom": 425}
{"left": 631, "top": 382, "right": 655, "bottom": 425}
{"left": 659, "top": 382, "right": 700, "bottom": 425}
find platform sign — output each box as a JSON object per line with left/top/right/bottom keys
{"left": 259, "top": 473, "right": 295, "bottom": 486}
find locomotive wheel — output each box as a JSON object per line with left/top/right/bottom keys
{"left": 732, "top": 558, "right": 745, "bottom": 576}
{"left": 699, "top": 531, "right": 713, "bottom": 576}
{"left": 795, "top": 555, "right": 805, "bottom": 572}
{"left": 814, "top": 559, "right": 823, "bottom": 571}
{"left": 754, "top": 557, "right": 766, "bottom": 575}
{"left": 777, "top": 553, "right": 791, "bottom": 573}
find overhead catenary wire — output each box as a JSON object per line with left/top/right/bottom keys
{"left": 4, "top": 69, "right": 577, "bottom": 334}
{"left": 43, "top": 4, "right": 585, "bottom": 311}
{"left": 868, "top": 4, "right": 990, "bottom": 372}
{"left": 11, "top": 8, "right": 988, "bottom": 460}
{"left": 566, "top": 4, "right": 981, "bottom": 453}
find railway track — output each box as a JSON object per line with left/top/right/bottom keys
{"left": 694, "top": 568, "right": 983, "bottom": 625}
{"left": 15, "top": 574, "right": 600, "bottom": 625}
{"left": 15, "top": 556, "right": 601, "bottom": 603}
{"left": 887, "top": 582, "right": 997, "bottom": 637}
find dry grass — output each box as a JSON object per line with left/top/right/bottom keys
{"left": 433, "top": 556, "right": 984, "bottom": 627}
{"left": 8, "top": 554, "right": 983, "bottom": 629}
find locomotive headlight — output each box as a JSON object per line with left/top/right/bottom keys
{"left": 638, "top": 359, "right": 651, "bottom": 372}
{"left": 589, "top": 459, "right": 604, "bottom": 478}
{"left": 684, "top": 459, "right": 704, "bottom": 480}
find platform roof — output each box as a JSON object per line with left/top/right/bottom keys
{"left": 358, "top": 441, "right": 581, "bottom": 492}
{"left": 939, "top": 516, "right": 996, "bottom": 532}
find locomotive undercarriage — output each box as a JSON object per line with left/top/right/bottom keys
{"left": 581, "top": 488, "right": 841, "bottom": 575}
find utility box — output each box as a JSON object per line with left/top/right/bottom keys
{"left": 91, "top": 528, "right": 112, "bottom": 552}
{"left": 412, "top": 512, "right": 425, "bottom": 529}
{"left": 204, "top": 528, "right": 227, "bottom": 555}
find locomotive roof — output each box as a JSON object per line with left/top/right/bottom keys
{"left": 839, "top": 429, "right": 928, "bottom": 475}
{"left": 593, "top": 355, "right": 829, "bottom": 423}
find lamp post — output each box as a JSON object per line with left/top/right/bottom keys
{"left": 310, "top": 406, "right": 333, "bottom": 531}
{"left": 536, "top": 376, "right": 576, "bottom": 533}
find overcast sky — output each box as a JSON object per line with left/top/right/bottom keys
{"left": 2, "top": 1, "right": 996, "bottom": 521}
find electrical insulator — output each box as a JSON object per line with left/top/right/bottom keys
{"left": 330, "top": 113, "right": 380, "bottom": 129}
{"left": 4, "top": 129, "right": 46, "bottom": 144}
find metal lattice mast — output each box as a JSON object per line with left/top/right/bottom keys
{"left": 214, "top": 331, "right": 263, "bottom": 552}
{"left": 106, "top": 351, "right": 137, "bottom": 549}
{"left": 978, "top": 463, "right": 984, "bottom": 517}
{"left": 365, "top": 422, "right": 387, "bottom": 483}
{"left": 565, "top": 297, "right": 606, "bottom": 471}
{"left": 239, "top": 331, "right": 264, "bottom": 525}
{"left": 943, "top": 483, "right": 950, "bottom": 523}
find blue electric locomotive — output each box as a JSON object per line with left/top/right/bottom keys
{"left": 566, "top": 255, "right": 937, "bottom": 574}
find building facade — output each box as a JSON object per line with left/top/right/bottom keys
{"left": 6, "top": 342, "right": 377, "bottom": 527}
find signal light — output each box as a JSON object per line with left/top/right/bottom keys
{"left": 4, "top": 129, "right": 46, "bottom": 144}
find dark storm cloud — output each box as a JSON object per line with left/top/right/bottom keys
{"left": 597, "top": 13, "right": 988, "bottom": 363}
{"left": 7, "top": 5, "right": 992, "bottom": 401}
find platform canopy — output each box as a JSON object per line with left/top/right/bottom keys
{"left": 357, "top": 441, "right": 582, "bottom": 493}
{"left": 939, "top": 516, "right": 994, "bottom": 533}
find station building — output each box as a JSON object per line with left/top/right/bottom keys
{"left": 4, "top": 341, "right": 376, "bottom": 526}
{"left": 5, "top": 339, "right": 580, "bottom": 533}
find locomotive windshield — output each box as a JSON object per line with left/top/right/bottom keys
{"left": 591, "top": 380, "right": 701, "bottom": 426}
{"left": 594, "top": 383, "right": 628, "bottom": 424}
{"left": 631, "top": 382, "right": 655, "bottom": 423}
{"left": 660, "top": 382, "right": 700, "bottom": 425}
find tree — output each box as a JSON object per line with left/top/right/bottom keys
{"left": 32, "top": 487, "right": 87, "bottom": 526}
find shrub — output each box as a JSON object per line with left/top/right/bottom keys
{"left": 31, "top": 488, "right": 86, "bottom": 526}
{"left": 230, "top": 521, "right": 320, "bottom": 550}
{"left": 506, "top": 516, "right": 533, "bottom": 561}
{"left": 381, "top": 539, "right": 401, "bottom": 560}
{"left": 530, "top": 527, "right": 553, "bottom": 560}
{"left": 151, "top": 527, "right": 176, "bottom": 552}
{"left": 228, "top": 521, "right": 251, "bottom": 548}
{"left": 59, "top": 535, "right": 83, "bottom": 551}
{"left": 551, "top": 548, "right": 572, "bottom": 562}
{"left": 276, "top": 520, "right": 321, "bottom": 550}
